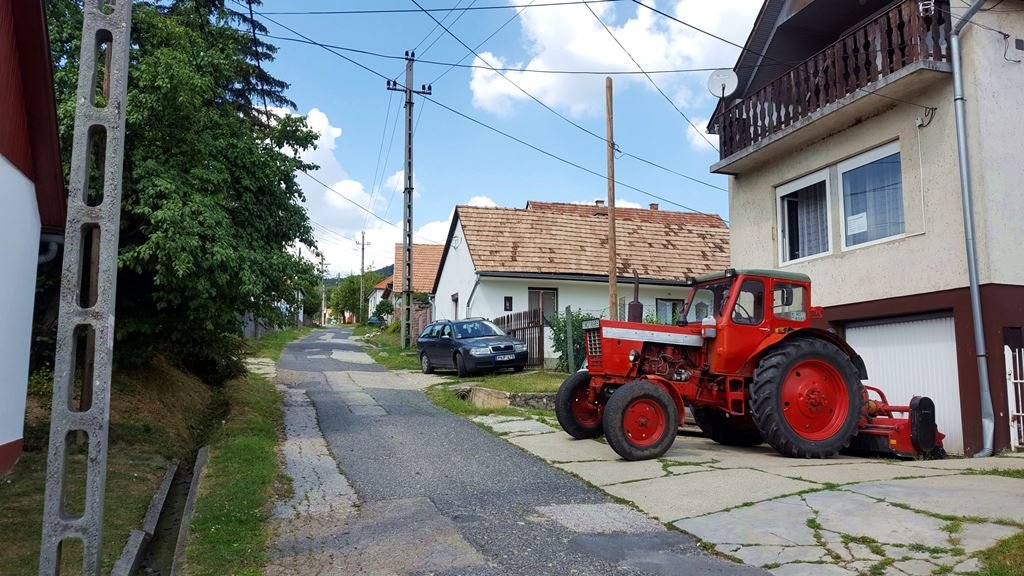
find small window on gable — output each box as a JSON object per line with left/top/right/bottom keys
{"left": 777, "top": 169, "right": 830, "bottom": 264}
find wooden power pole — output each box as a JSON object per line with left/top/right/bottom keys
{"left": 606, "top": 76, "right": 618, "bottom": 321}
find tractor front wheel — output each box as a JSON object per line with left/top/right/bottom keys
{"left": 750, "top": 338, "right": 863, "bottom": 458}
{"left": 692, "top": 408, "right": 763, "bottom": 447}
{"left": 604, "top": 380, "right": 679, "bottom": 461}
{"left": 555, "top": 371, "right": 603, "bottom": 439}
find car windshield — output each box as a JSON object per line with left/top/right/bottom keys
{"left": 453, "top": 320, "right": 505, "bottom": 339}
{"left": 683, "top": 279, "right": 735, "bottom": 323}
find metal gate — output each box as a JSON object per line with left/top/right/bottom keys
{"left": 1006, "top": 345, "right": 1024, "bottom": 451}
{"left": 493, "top": 309, "right": 544, "bottom": 370}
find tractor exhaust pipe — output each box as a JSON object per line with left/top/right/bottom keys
{"left": 952, "top": 0, "right": 994, "bottom": 457}
{"left": 627, "top": 270, "right": 643, "bottom": 323}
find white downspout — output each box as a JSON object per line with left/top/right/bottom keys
{"left": 951, "top": 0, "right": 994, "bottom": 457}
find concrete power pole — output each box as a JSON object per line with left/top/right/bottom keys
{"left": 320, "top": 254, "right": 327, "bottom": 326}
{"left": 387, "top": 52, "right": 431, "bottom": 348}
{"left": 358, "top": 231, "right": 369, "bottom": 323}
{"left": 606, "top": 76, "right": 618, "bottom": 321}
{"left": 39, "top": 1, "right": 132, "bottom": 574}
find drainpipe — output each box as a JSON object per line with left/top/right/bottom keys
{"left": 951, "top": 0, "right": 994, "bottom": 457}
{"left": 38, "top": 233, "right": 65, "bottom": 265}
{"left": 466, "top": 275, "right": 481, "bottom": 318}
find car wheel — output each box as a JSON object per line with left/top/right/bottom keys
{"left": 455, "top": 353, "right": 470, "bottom": 378}
{"left": 420, "top": 353, "right": 434, "bottom": 374}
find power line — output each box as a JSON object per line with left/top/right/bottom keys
{"left": 248, "top": 7, "right": 726, "bottom": 215}
{"left": 419, "top": 0, "right": 480, "bottom": 59}
{"left": 630, "top": 0, "right": 937, "bottom": 113}
{"left": 257, "top": 0, "right": 623, "bottom": 16}
{"left": 256, "top": 32, "right": 799, "bottom": 77}
{"left": 363, "top": 91, "right": 397, "bottom": 231}
{"left": 428, "top": 0, "right": 535, "bottom": 85}
{"left": 584, "top": 2, "right": 718, "bottom": 152}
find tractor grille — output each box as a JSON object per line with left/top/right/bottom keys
{"left": 584, "top": 329, "right": 601, "bottom": 357}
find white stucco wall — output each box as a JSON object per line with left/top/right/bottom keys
{"left": 961, "top": 7, "right": 1024, "bottom": 286}
{"left": 432, "top": 219, "right": 478, "bottom": 322}
{"left": 729, "top": 81, "right": 972, "bottom": 307}
{"left": 0, "top": 156, "right": 41, "bottom": 449}
{"left": 367, "top": 288, "right": 384, "bottom": 318}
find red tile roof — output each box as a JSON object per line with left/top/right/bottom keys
{"left": 372, "top": 275, "right": 393, "bottom": 291}
{"left": 451, "top": 202, "right": 729, "bottom": 281}
{"left": 394, "top": 244, "right": 444, "bottom": 294}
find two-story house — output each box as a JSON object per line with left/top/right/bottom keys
{"left": 708, "top": 0, "right": 1024, "bottom": 455}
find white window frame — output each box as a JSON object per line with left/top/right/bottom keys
{"left": 838, "top": 141, "right": 905, "bottom": 252}
{"left": 775, "top": 168, "right": 832, "bottom": 267}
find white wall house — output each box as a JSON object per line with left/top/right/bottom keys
{"left": 1, "top": 0, "right": 66, "bottom": 476}
{"left": 432, "top": 201, "right": 730, "bottom": 367}
{"left": 707, "top": 0, "right": 1024, "bottom": 455}
{"left": 367, "top": 274, "right": 393, "bottom": 319}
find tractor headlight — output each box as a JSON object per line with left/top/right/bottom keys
{"left": 513, "top": 343, "right": 528, "bottom": 353}
{"left": 469, "top": 347, "right": 490, "bottom": 356}
{"left": 628, "top": 349, "right": 640, "bottom": 363}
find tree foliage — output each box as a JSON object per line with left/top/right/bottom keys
{"left": 46, "top": 0, "right": 319, "bottom": 377}
{"left": 373, "top": 299, "right": 394, "bottom": 319}
{"left": 547, "top": 309, "right": 599, "bottom": 373}
{"left": 329, "top": 272, "right": 384, "bottom": 324}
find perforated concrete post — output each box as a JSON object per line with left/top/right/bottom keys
{"left": 38, "top": 1, "right": 132, "bottom": 574}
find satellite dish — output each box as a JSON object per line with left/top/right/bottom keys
{"left": 707, "top": 69, "right": 739, "bottom": 99}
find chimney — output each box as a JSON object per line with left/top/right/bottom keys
{"left": 595, "top": 200, "right": 606, "bottom": 207}
{"left": 649, "top": 203, "right": 659, "bottom": 211}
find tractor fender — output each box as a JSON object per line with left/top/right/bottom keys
{"left": 743, "top": 328, "right": 869, "bottom": 380}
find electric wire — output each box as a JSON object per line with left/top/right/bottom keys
{"left": 584, "top": 1, "right": 719, "bottom": 152}
{"left": 427, "top": 0, "right": 536, "bottom": 85}
{"left": 256, "top": 0, "right": 623, "bottom": 16}
{"left": 362, "top": 91, "right": 397, "bottom": 231}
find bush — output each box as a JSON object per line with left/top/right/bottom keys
{"left": 373, "top": 299, "right": 394, "bottom": 318}
{"left": 547, "top": 309, "right": 599, "bottom": 373}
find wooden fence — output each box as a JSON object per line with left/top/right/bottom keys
{"left": 715, "top": 0, "right": 951, "bottom": 158}
{"left": 493, "top": 308, "right": 545, "bottom": 370}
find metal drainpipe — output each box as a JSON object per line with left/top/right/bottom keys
{"left": 951, "top": 0, "right": 994, "bottom": 457}
{"left": 38, "top": 233, "right": 65, "bottom": 265}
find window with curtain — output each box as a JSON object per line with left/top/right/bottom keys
{"left": 778, "top": 173, "right": 829, "bottom": 263}
{"left": 841, "top": 145, "right": 904, "bottom": 248}
{"left": 528, "top": 288, "right": 558, "bottom": 323}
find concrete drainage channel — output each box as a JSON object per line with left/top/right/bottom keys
{"left": 113, "top": 447, "right": 210, "bottom": 575}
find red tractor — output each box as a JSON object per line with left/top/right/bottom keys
{"left": 555, "top": 269, "right": 945, "bottom": 461}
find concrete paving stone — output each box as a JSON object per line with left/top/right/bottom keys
{"left": 665, "top": 464, "right": 708, "bottom": 475}
{"left": 901, "top": 456, "right": 1024, "bottom": 471}
{"left": 953, "top": 557, "right": 982, "bottom": 573}
{"left": 957, "top": 521, "right": 1020, "bottom": 554}
{"left": 893, "top": 559, "right": 937, "bottom": 575}
{"left": 777, "top": 463, "right": 956, "bottom": 485}
{"left": 607, "top": 468, "right": 817, "bottom": 521}
{"left": 348, "top": 404, "right": 387, "bottom": 416}
{"left": 507, "top": 432, "right": 619, "bottom": 463}
{"left": 674, "top": 495, "right": 818, "bottom": 546}
{"left": 488, "top": 419, "right": 555, "bottom": 436}
{"left": 769, "top": 563, "right": 856, "bottom": 576}
{"left": 847, "top": 542, "right": 883, "bottom": 560}
{"left": 825, "top": 542, "right": 854, "bottom": 561}
{"left": 733, "top": 545, "right": 827, "bottom": 566}
{"left": 844, "top": 560, "right": 882, "bottom": 573}
{"left": 472, "top": 415, "right": 526, "bottom": 426}
{"left": 534, "top": 503, "right": 665, "bottom": 534}
{"left": 555, "top": 459, "right": 667, "bottom": 487}
{"left": 804, "top": 491, "right": 951, "bottom": 548}
{"left": 329, "top": 349, "right": 377, "bottom": 364}
{"left": 847, "top": 475, "right": 1024, "bottom": 524}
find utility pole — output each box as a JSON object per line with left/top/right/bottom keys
{"left": 358, "top": 231, "right": 369, "bottom": 323}
{"left": 387, "top": 52, "right": 432, "bottom": 348}
{"left": 320, "top": 254, "right": 327, "bottom": 326}
{"left": 606, "top": 76, "right": 618, "bottom": 321}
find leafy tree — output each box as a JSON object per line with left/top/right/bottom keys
{"left": 45, "top": 1, "right": 319, "bottom": 378}
{"left": 547, "top": 309, "right": 599, "bottom": 373}
{"left": 329, "top": 271, "right": 384, "bottom": 324}
{"left": 373, "top": 299, "right": 394, "bottom": 319}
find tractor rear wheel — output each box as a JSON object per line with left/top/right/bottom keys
{"left": 555, "top": 371, "right": 603, "bottom": 439}
{"left": 604, "top": 380, "right": 679, "bottom": 461}
{"left": 692, "top": 408, "right": 763, "bottom": 447}
{"left": 750, "top": 338, "right": 863, "bottom": 458}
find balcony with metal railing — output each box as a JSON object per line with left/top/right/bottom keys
{"left": 710, "top": 1, "right": 952, "bottom": 174}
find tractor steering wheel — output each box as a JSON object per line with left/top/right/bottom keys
{"left": 732, "top": 302, "right": 754, "bottom": 323}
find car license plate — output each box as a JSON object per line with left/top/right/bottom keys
{"left": 496, "top": 354, "right": 515, "bottom": 361}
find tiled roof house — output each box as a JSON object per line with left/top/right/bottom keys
{"left": 432, "top": 200, "right": 730, "bottom": 331}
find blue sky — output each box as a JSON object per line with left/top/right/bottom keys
{"left": 257, "top": 0, "right": 762, "bottom": 276}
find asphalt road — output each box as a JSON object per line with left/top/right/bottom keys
{"left": 286, "top": 327, "right": 766, "bottom": 576}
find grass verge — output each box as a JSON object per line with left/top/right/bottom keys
{"left": 978, "top": 531, "right": 1024, "bottom": 576}
{"left": 183, "top": 373, "right": 281, "bottom": 576}
{"left": 245, "top": 325, "right": 313, "bottom": 361}
{"left": 442, "top": 371, "right": 566, "bottom": 393}
{"left": 362, "top": 330, "right": 421, "bottom": 371}
{"left": 425, "top": 384, "right": 555, "bottom": 420}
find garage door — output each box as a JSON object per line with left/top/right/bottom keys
{"left": 845, "top": 316, "right": 964, "bottom": 454}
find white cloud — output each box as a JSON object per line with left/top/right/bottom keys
{"left": 466, "top": 195, "right": 498, "bottom": 207}
{"left": 571, "top": 198, "right": 643, "bottom": 209}
{"left": 469, "top": 1, "right": 761, "bottom": 117}
{"left": 685, "top": 116, "right": 719, "bottom": 152}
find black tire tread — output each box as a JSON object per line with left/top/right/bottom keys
{"left": 456, "top": 353, "right": 469, "bottom": 378}
{"left": 750, "top": 337, "right": 863, "bottom": 459}
{"left": 555, "top": 371, "right": 603, "bottom": 439}
{"left": 420, "top": 353, "right": 434, "bottom": 374}
{"left": 692, "top": 408, "right": 763, "bottom": 447}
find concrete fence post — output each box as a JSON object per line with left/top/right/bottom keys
{"left": 565, "top": 305, "right": 574, "bottom": 372}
